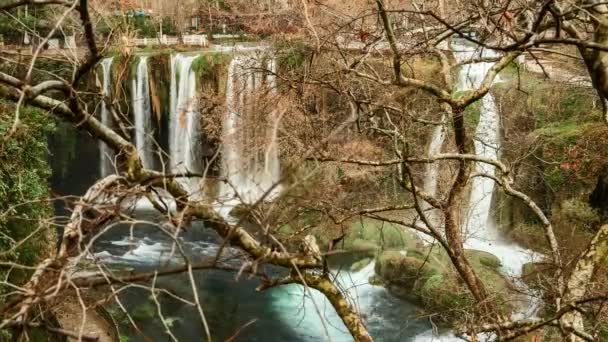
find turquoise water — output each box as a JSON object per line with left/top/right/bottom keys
{"left": 95, "top": 220, "right": 432, "bottom": 341}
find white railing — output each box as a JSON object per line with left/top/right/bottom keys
{"left": 212, "top": 34, "right": 243, "bottom": 39}
{"left": 127, "top": 35, "right": 208, "bottom": 47}
{"left": 183, "top": 35, "right": 207, "bottom": 46}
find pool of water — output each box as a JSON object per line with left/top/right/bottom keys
{"left": 93, "top": 215, "right": 436, "bottom": 341}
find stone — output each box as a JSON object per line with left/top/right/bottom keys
{"left": 350, "top": 258, "right": 372, "bottom": 272}
{"left": 374, "top": 248, "right": 513, "bottom": 323}
{"left": 465, "top": 249, "right": 502, "bottom": 269}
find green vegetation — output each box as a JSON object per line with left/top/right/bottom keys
{"left": 0, "top": 9, "right": 56, "bottom": 43}
{"left": 125, "top": 15, "right": 178, "bottom": 38}
{"left": 494, "top": 61, "right": 608, "bottom": 208}
{"left": 375, "top": 247, "right": 511, "bottom": 322}
{"left": 495, "top": 65, "right": 600, "bottom": 128}
{"left": 191, "top": 53, "right": 232, "bottom": 77}
{"left": 49, "top": 120, "right": 78, "bottom": 180}
{"left": 342, "top": 218, "right": 421, "bottom": 251}
{"left": 276, "top": 40, "right": 309, "bottom": 70}
{"left": 453, "top": 90, "right": 482, "bottom": 130}
{"left": 0, "top": 100, "right": 55, "bottom": 296}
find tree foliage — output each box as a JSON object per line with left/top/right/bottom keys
{"left": 0, "top": 101, "right": 54, "bottom": 292}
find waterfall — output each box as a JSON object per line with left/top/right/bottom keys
{"left": 449, "top": 42, "right": 538, "bottom": 279}
{"left": 132, "top": 56, "right": 154, "bottom": 170}
{"left": 454, "top": 43, "right": 502, "bottom": 239}
{"left": 170, "top": 54, "right": 203, "bottom": 196}
{"left": 455, "top": 42, "right": 541, "bottom": 319}
{"left": 218, "top": 55, "right": 282, "bottom": 208}
{"left": 423, "top": 120, "right": 446, "bottom": 197}
{"left": 415, "top": 41, "right": 541, "bottom": 341}
{"left": 99, "top": 57, "right": 114, "bottom": 177}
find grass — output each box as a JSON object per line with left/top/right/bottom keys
{"left": 533, "top": 121, "right": 595, "bottom": 148}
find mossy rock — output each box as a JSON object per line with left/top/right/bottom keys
{"left": 375, "top": 248, "right": 512, "bottom": 322}
{"left": 521, "top": 262, "right": 553, "bottom": 289}
{"left": 375, "top": 251, "right": 438, "bottom": 289}
{"left": 132, "top": 301, "right": 156, "bottom": 320}
{"left": 417, "top": 273, "right": 470, "bottom": 310}
{"left": 368, "top": 275, "right": 384, "bottom": 286}
{"left": 350, "top": 258, "right": 373, "bottom": 272}
{"left": 465, "top": 250, "right": 502, "bottom": 269}
{"left": 229, "top": 203, "right": 253, "bottom": 218}
{"left": 276, "top": 225, "right": 295, "bottom": 237}
{"left": 350, "top": 239, "right": 379, "bottom": 256}
{"left": 343, "top": 218, "right": 422, "bottom": 252}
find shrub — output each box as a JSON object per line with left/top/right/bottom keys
{"left": 0, "top": 101, "right": 55, "bottom": 298}
{"left": 554, "top": 198, "right": 600, "bottom": 233}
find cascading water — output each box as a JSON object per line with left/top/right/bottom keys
{"left": 170, "top": 54, "right": 203, "bottom": 196}
{"left": 452, "top": 41, "right": 539, "bottom": 281}
{"left": 132, "top": 56, "right": 154, "bottom": 170}
{"left": 421, "top": 114, "right": 448, "bottom": 243}
{"left": 94, "top": 46, "right": 542, "bottom": 342}
{"left": 414, "top": 41, "right": 541, "bottom": 341}
{"left": 218, "top": 55, "right": 282, "bottom": 209}
{"left": 423, "top": 121, "right": 446, "bottom": 197}
{"left": 454, "top": 41, "right": 541, "bottom": 322}
{"left": 269, "top": 259, "right": 431, "bottom": 341}
{"left": 99, "top": 57, "right": 114, "bottom": 177}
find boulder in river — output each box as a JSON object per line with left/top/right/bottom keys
{"left": 375, "top": 246, "right": 512, "bottom": 323}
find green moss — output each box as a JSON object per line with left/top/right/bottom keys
{"left": 49, "top": 120, "right": 78, "bottom": 179}
{"left": 534, "top": 122, "right": 593, "bottom": 142}
{"left": 531, "top": 122, "right": 600, "bottom": 192}
{"left": 276, "top": 224, "right": 295, "bottom": 237}
{"left": 276, "top": 40, "right": 309, "bottom": 70}
{"left": 350, "top": 239, "right": 379, "bottom": 256}
{"left": 191, "top": 53, "right": 232, "bottom": 77}
{"left": 350, "top": 257, "right": 372, "bottom": 272}
{"left": 466, "top": 250, "right": 502, "bottom": 269}
{"left": 464, "top": 101, "right": 481, "bottom": 130}
{"left": 451, "top": 90, "right": 482, "bottom": 129}
{"left": 131, "top": 301, "right": 156, "bottom": 320}
{"left": 375, "top": 251, "right": 438, "bottom": 287}
{"left": 375, "top": 247, "right": 512, "bottom": 322}
{"left": 498, "top": 65, "right": 600, "bottom": 128}
{"left": 0, "top": 100, "right": 55, "bottom": 299}
{"left": 418, "top": 273, "right": 470, "bottom": 310}
{"left": 343, "top": 218, "right": 420, "bottom": 251}
{"left": 191, "top": 55, "right": 210, "bottom": 75}
{"left": 521, "top": 262, "right": 553, "bottom": 289}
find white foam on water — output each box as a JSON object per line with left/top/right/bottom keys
{"left": 99, "top": 57, "right": 115, "bottom": 177}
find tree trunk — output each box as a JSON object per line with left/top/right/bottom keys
{"left": 559, "top": 224, "right": 608, "bottom": 341}
{"left": 304, "top": 274, "right": 373, "bottom": 342}
{"left": 445, "top": 107, "right": 501, "bottom": 320}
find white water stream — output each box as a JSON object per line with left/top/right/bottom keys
{"left": 453, "top": 41, "right": 540, "bottom": 282}
{"left": 415, "top": 41, "right": 541, "bottom": 341}
{"left": 94, "top": 43, "right": 540, "bottom": 340}
{"left": 170, "top": 54, "right": 203, "bottom": 197}
{"left": 99, "top": 57, "right": 114, "bottom": 177}
{"left": 217, "top": 54, "right": 282, "bottom": 217}
{"left": 132, "top": 56, "right": 154, "bottom": 170}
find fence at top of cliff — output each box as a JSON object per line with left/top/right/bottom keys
{"left": 126, "top": 34, "right": 252, "bottom": 48}
{"left": 127, "top": 35, "right": 204, "bottom": 47}
{"left": 127, "top": 35, "right": 209, "bottom": 47}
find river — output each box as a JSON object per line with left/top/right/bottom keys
{"left": 93, "top": 210, "right": 434, "bottom": 341}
